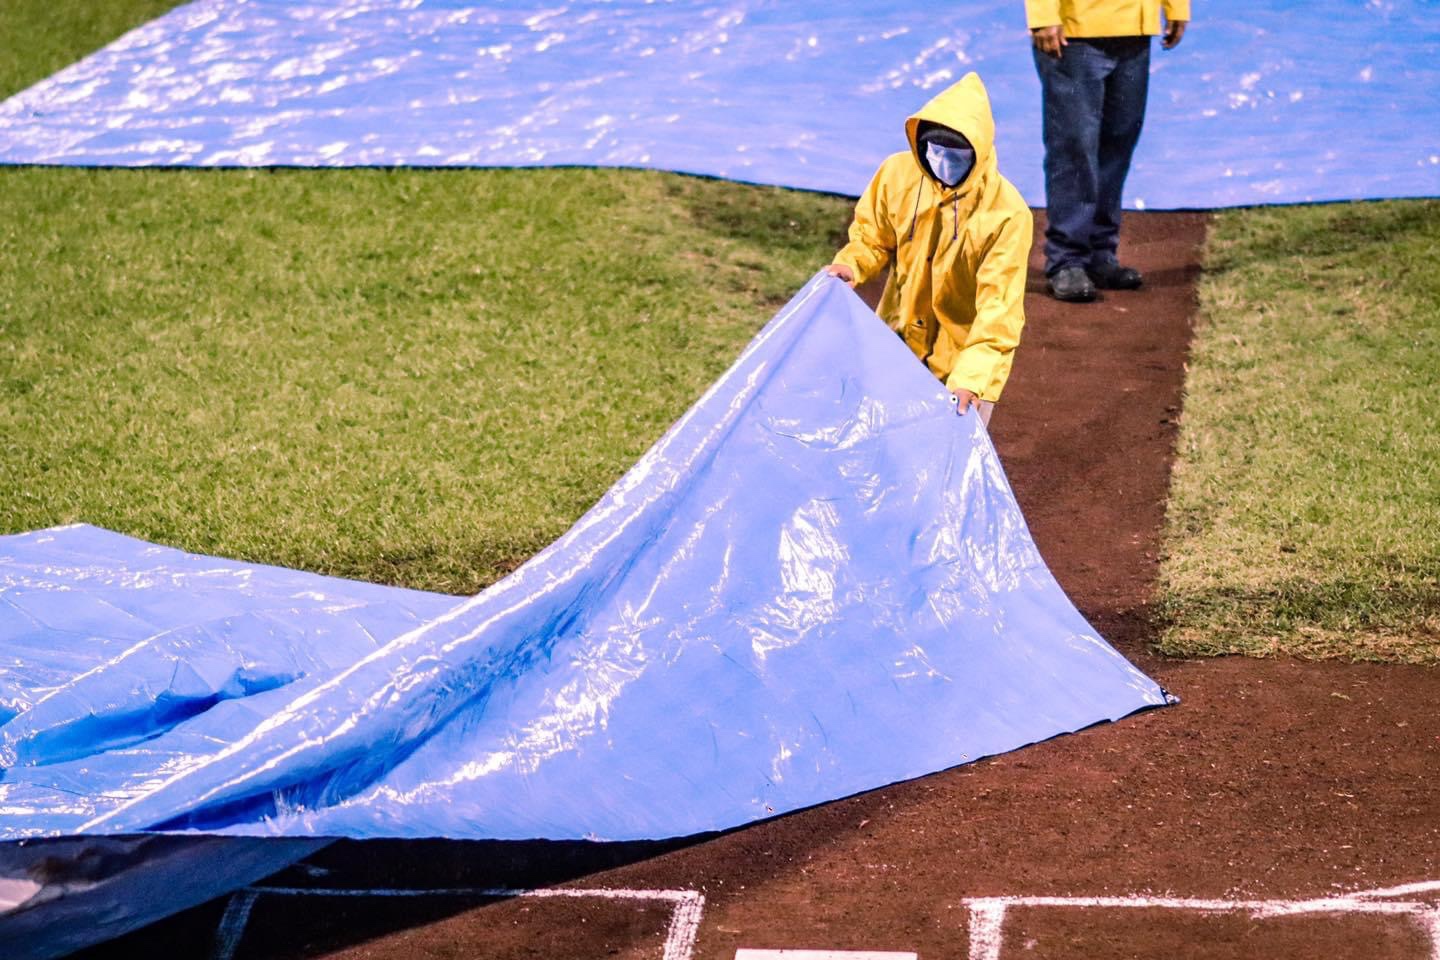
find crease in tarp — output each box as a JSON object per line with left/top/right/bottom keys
{"left": 1, "top": 275, "right": 1169, "bottom": 847}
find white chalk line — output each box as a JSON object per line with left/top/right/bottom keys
{"left": 251, "top": 884, "right": 699, "bottom": 902}
{"left": 735, "top": 951, "right": 917, "bottom": 960}
{"left": 962, "top": 880, "right": 1440, "bottom": 960}
{"left": 1350, "top": 881, "right": 1440, "bottom": 901}
{"left": 1422, "top": 908, "right": 1440, "bottom": 960}
{"left": 211, "top": 890, "right": 259, "bottom": 960}
{"left": 664, "top": 886, "right": 708, "bottom": 960}
{"left": 965, "top": 901, "right": 1007, "bottom": 960}
{"left": 208, "top": 877, "right": 1440, "bottom": 960}
{"left": 211, "top": 885, "right": 704, "bottom": 960}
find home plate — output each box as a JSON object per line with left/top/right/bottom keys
{"left": 735, "top": 951, "right": 918, "bottom": 960}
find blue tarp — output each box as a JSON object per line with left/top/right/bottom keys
{"left": 0, "top": 276, "right": 1169, "bottom": 845}
{"left": 0, "top": 0, "right": 1436, "bottom": 206}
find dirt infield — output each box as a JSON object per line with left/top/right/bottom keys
{"left": 74, "top": 212, "right": 1440, "bottom": 960}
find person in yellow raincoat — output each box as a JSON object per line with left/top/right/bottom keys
{"left": 1028, "top": 0, "right": 1189, "bottom": 301}
{"left": 825, "top": 72, "right": 1031, "bottom": 426}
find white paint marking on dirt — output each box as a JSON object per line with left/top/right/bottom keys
{"left": 211, "top": 890, "right": 259, "bottom": 960}
{"left": 967, "top": 894, "right": 1426, "bottom": 916}
{"left": 734, "top": 952, "right": 918, "bottom": 960}
{"left": 252, "top": 884, "right": 698, "bottom": 901}
{"left": 1419, "top": 907, "right": 1440, "bottom": 960}
{"left": 966, "top": 900, "right": 1008, "bottom": 960}
{"left": 1345, "top": 881, "right": 1440, "bottom": 901}
{"left": 223, "top": 885, "right": 706, "bottom": 960}
{"left": 663, "top": 890, "right": 707, "bottom": 960}
{"left": 962, "top": 880, "right": 1440, "bottom": 960}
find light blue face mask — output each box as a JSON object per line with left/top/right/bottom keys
{"left": 926, "top": 141, "right": 976, "bottom": 188}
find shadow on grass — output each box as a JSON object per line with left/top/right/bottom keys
{"left": 1158, "top": 571, "right": 1440, "bottom": 663}
{"left": 664, "top": 176, "right": 854, "bottom": 254}
{"left": 1207, "top": 199, "right": 1440, "bottom": 274}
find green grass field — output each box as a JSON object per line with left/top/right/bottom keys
{"left": 0, "top": 0, "right": 181, "bottom": 98}
{"left": 1158, "top": 201, "right": 1440, "bottom": 663}
{"left": 3, "top": 3, "right": 1437, "bottom": 660}
{"left": 0, "top": 165, "right": 850, "bottom": 593}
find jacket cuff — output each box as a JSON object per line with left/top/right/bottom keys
{"left": 1024, "top": 0, "right": 1063, "bottom": 28}
{"left": 832, "top": 255, "right": 866, "bottom": 287}
{"left": 1162, "top": 0, "right": 1190, "bottom": 20}
{"left": 944, "top": 369, "right": 993, "bottom": 402}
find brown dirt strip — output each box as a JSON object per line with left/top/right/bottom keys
{"left": 72, "top": 211, "right": 1440, "bottom": 960}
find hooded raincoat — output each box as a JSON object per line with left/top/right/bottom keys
{"left": 833, "top": 73, "right": 1032, "bottom": 402}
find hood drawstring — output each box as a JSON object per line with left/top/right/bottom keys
{"left": 908, "top": 181, "right": 967, "bottom": 245}
{"left": 907, "top": 180, "right": 924, "bottom": 243}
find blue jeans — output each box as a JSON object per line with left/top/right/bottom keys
{"left": 1033, "top": 37, "right": 1151, "bottom": 276}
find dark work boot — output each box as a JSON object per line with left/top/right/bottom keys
{"left": 1047, "top": 266, "right": 1097, "bottom": 302}
{"left": 1087, "top": 259, "right": 1144, "bottom": 290}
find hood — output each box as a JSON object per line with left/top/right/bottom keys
{"left": 905, "top": 72, "right": 998, "bottom": 194}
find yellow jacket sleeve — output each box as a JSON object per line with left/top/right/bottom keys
{"left": 832, "top": 163, "right": 897, "bottom": 287}
{"left": 1025, "top": 0, "right": 1063, "bottom": 29}
{"left": 1162, "top": 0, "right": 1190, "bottom": 20}
{"left": 945, "top": 206, "right": 1033, "bottom": 401}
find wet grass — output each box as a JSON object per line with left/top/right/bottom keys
{"left": 1158, "top": 200, "right": 1440, "bottom": 664}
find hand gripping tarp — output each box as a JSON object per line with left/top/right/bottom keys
{"left": 0, "top": 276, "right": 1169, "bottom": 847}
{"left": 0, "top": 0, "right": 1436, "bottom": 207}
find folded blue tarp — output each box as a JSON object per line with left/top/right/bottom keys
{"left": 0, "top": 276, "right": 1169, "bottom": 848}
{"left": 0, "top": 0, "right": 1435, "bottom": 206}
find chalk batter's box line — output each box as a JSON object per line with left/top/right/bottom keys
{"left": 962, "top": 882, "right": 1440, "bottom": 960}
{"left": 211, "top": 884, "right": 706, "bottom": 960}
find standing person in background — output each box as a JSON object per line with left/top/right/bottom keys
{"left": 1029, "top": 0, "right": 1189, "bottom": 302}
{"left": 825, "top": 73, "right": 1031, "bottom": 428}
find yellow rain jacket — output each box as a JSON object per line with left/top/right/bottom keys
{"left": 1025, "top": 0, "right": 1190, "bottom": 37}
{"left": 832, "top": 73, "right": 1032, "bottom": 402}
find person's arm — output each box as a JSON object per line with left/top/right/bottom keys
{"left": 1026, "top": 0, "right": 1067, "bottom": 58}
{"left": 945, "top": 206, "right": 1034, "bottom": 407}
{"left": 828, "top": 163, "right": 896, "bottom": 287}
{"left": 1162, "top": 0, "right": 1189, "bottom": 48}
